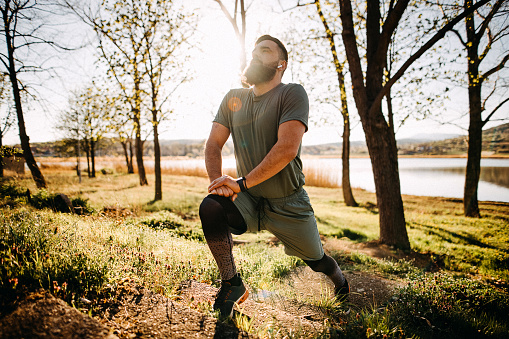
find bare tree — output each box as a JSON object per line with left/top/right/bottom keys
{"left": 442, "top": 0, "right": 509, "bottom": 217}
{"left": 338, "top": 0, "right": 490, "bottom": 249}
{"left": 213, "top": 0, "right": 249, "bottom": 85}
{"left": 0, "top": 0, "right": 52, "bottom": 188}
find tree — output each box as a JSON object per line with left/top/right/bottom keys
{"left": 338, "top": 0, "right": 490, "bottom": 249}
{"left": 85, "top": 0, "right": 150, "bottom": 186}
{"left": 57, "top": 86, "right": 112, "bottom": 178}
{"left": 0, "top": 0, "right": 49, "bottom": 188}
{"left": 445, "top": 0, "right": 509, "bottom": 217}
{"left": 313, "top": 0, "right": 357, "bottom": 206}
{"left": 213, "top": 0, "right": 249, "bottom": 84}
{"left": 142, "top": 0, "right": 194, "bottom": 201}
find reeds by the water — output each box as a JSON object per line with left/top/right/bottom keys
{"left": 38, "top": 158, "right": 341, "bottom": 188}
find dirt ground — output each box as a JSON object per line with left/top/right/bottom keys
{"left": 0, "top": 237, "right": 409, "bottom": 338}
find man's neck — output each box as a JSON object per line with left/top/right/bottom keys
{"left": 252, "top": 78, "right": 282, "bottom": 96}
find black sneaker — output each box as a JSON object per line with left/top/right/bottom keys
{"left": 213, "top": 275, "right": 249, "bottom": 318}
{"left": 334, "top": 278, "right": 350, "bottom": 301}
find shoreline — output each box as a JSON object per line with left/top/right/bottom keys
{"left": 34, "top": 153, "right": 509, "bottom": 162}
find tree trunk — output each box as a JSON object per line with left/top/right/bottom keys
{"left": 128, "top": 139, "right": 134, "bottom": 173}
{"left": 90, "top": 138, "right": 96, "bottom": 178}
{"left": 5, "top": 31, "right": 46, "bottom": 188}
{"left": 121, "top": 139, "right": 134, "bottom": 174}
{"left": 134, "top": 117, "right": 148, "bottom": 186}
{"left": 463, "top": 0, "right": 481, "bottom": 217}
{"left": 85, "top": 139, "right": 91, "bottom": 177}
{"left": 153, "top": 117, "right": 162, "bottom": 201}
{"left": 339, "top": 0, "right": 409, "bottom": 250}
{"left": 342, "top": 119, "right": 357, "bottom": 206}
{"left": 364, "top": 116, "right": 408, "bottom": 247}
{"left": 133, "top": 78, "right": 148, "bottom": 185}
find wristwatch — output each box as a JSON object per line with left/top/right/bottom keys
{"left": 236, "top": 177, "right": 248, "bottom": 192}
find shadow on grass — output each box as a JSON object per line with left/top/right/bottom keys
{"left": 359, "top": 201, "right": 378, "bottom": 215}
{"left": 331, "top": 228, "right": 369, "bottom": 242}
{"left": 408, "top": 222, "right": 508, "bottom": 253}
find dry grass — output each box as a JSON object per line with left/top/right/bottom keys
{"left": 303, "top": 166, "right": 340, "bottom": 188}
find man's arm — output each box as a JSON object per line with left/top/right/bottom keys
{"left": 208, "top": 120, "right": 306, "bottom": 194}
{"left": 205, "top": 122, "right": 237, "bottom": 198}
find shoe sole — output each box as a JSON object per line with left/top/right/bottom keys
{"left": 228, "top": 288, "right": 249, "bottom": 318}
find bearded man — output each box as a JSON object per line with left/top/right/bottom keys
{"left": 200, "top": 35, "right": 350, "bottom": 318}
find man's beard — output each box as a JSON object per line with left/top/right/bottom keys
{"left": 242, "top": 60, "right": 278, "bottom": 86}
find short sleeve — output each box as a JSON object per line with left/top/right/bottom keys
{"left": 213, "top": 91, "right": 232, "bottom": 130}
{"left": 279, "top": 84, "right": 309, "bottom": 132}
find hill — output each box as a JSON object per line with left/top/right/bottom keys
{"left": 7, "top": 123, "right": 509, "bottom": 158}
{"left": 302, "top": 123, "right": 508, "bottom": 157}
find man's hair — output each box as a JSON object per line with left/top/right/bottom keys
{"left": 255, "top": 35, "right": 288, "bottom": 62}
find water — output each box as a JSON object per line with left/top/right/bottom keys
{"left": 302, "top": 157, "right": 509, "bottom": 203}
{"left": 62, "top": 156, "right": 509, "bottom": 203}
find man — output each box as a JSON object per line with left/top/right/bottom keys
{"left": 200, "top": 35, "right": 349, "bottom": 319}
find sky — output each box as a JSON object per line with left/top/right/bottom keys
{"left": 2, "top": 0, "right": 507, "bottom": 147}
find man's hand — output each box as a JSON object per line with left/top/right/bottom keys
{"left": 208, "top": 175, "right": 241, "bottom": 201}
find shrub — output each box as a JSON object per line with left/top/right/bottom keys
{"left": 100, "top": 168, "right": 114, "bottom": 175}
{"left": 71, "top": 197, "right": 94, "bottom": 215}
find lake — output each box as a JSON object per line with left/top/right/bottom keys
{"left": 304, "top": 157, "right": 509, "bottom": 203}
{"left": 159, "top": 157, "right": 509, "bottom": 203}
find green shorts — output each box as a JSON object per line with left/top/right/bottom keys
{"left": 232, "top": 187, "right": 324, "bottom": 261}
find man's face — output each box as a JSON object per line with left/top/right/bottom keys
{"left": 242, "top": 40, "right": 282, "bottom": 86}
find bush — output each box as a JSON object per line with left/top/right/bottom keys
{"left": 100, "top": 168, "right": 114, "bottom": 175}
{"left": 71, "top": 197, "right": 94, "bottom": 215}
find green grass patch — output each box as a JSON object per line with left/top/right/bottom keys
{"left": 332, "top": 272, "right": 509, "bottom": 338}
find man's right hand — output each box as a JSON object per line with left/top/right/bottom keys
{"left": 208, "top": 175, "right": 241, "bottom": 201}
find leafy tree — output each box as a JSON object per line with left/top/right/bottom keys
{"left": 57, "top": 86, "right": 113, "bottom": 178}
{"left": 142, "top": 0, "right": 195, "bottom": 201}
{"left": 441, "top": 0, "right": 509, "bottom": 217}
{"left": 338, "top": 0, "right": 490, "bottom": 249}
{"left": 80, "top": 0, "right": 151, "bottom": 186}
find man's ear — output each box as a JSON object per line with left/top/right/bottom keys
{"left": 278, "top": 60, "right": 287, "bottom": 71}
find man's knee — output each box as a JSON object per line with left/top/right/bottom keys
{"left": 199, "top": 195, "right": 222, "bottom": 220}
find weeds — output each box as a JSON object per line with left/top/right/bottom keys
{"left": 0, "top": 211, "right": 107, "bottom": 303}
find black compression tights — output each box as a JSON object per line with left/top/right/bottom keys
{"left": 304, "top": 254, "right": 346, "bottom": 288}
{"left": 199, "top": 195, "right": 246, "bottom": 281}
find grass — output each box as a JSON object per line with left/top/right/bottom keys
{"left": 1, "top": 163, "right": 509, "bottom": 337}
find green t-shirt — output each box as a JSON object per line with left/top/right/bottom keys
{"left": 214, "top": 83, "right": 309, "bottom": 198}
